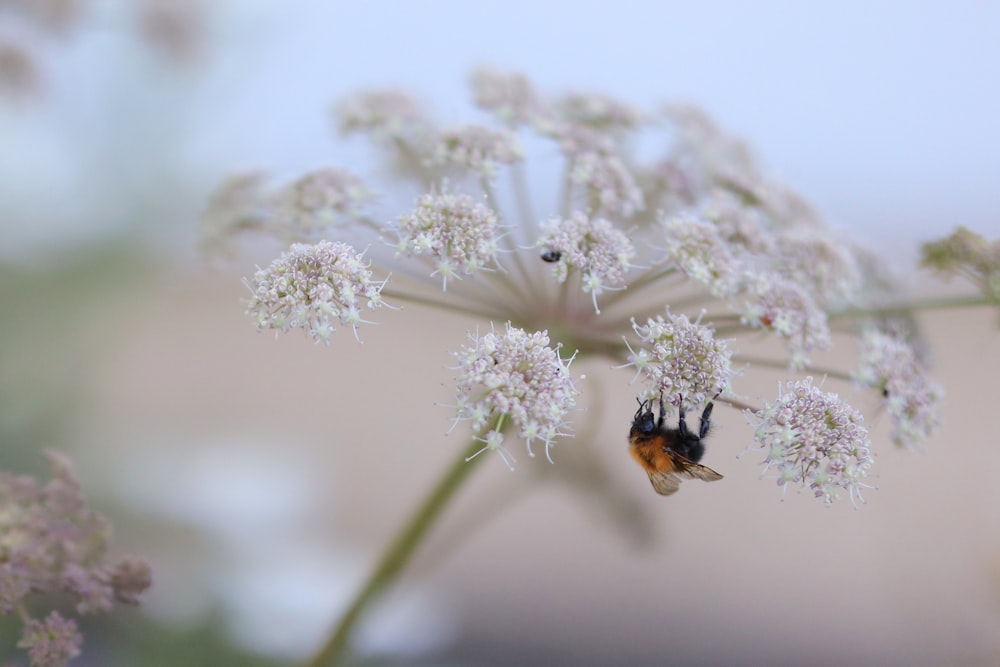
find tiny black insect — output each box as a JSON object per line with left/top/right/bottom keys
{"left": 540, "top": 249, "right": 562, "bottom": 263}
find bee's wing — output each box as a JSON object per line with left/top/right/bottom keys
{"left": 647, "top": 470, "right": 683, "bottom": 496}
{"left": 648, "top": 457, "right": 723, "bottom": 494}
{"left": 677, "top": 461, "right": 724, "bottom": 482}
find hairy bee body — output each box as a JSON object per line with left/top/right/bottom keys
{"left": 628, "top": 395, "right": 723, "bottom": 496}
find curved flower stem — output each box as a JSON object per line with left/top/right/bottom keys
{"left": 304, "top": 437, "right": 487, "bottom": 667}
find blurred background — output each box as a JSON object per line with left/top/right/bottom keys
{"left": 1, "top": 1, "right": 999, "bottom": 665}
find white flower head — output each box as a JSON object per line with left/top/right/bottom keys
{"left": 747, "top": 377, "right": 874, "bottom": 505}
{"left": 244, "top": 240, "right": 388, "bottom": 344}
{"left": 392, "top": 192, "right": 501, "bottom": 290}
{"left": 453, "top": 323, "right": 579, "bottom": 466}
{"left": 772, "top": 230, "right": 862, "bottom": 309}
{"left": 626, "top": 310, "right": 733, "bottom": 412}
{"left": 738, "top": 271, "right": 831, "bottom": 369}
{"left": 468, "top": 66, "right": 541, "bottom": 126}
{"left": 429, "top": 125, "right": 524, "bottom": 175}
{"left": 554, "top": 92, "right": 643, "bottom": 132}
{"left": 334, "top": 89, "right": 427, "bottom": 141}
{"left": 854, "top": 329, "right": 944, "bottom": 449}
{"left": 661, "top": 211, "right": 743, "bottom": 297}
{"left": 198, "top": 170, "right": 271, "bottom": 256}
{"left": 537, "top": 212, "right": 636, "bottom": 313}
{"left": 275, "top": 168, "right": 372, "bottom": 236}
{"left": 569, "top": 151, "right": 644, "bottom": 219}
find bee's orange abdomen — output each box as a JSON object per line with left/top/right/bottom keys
{"left": 629, "top": 438, "right": 676, "bottom": 475}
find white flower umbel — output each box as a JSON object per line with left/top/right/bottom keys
{"left": 208, "top": 69, "right": 985, "bottom": 509}
{"left": 453, "top": 323, "right": 579, "bottom": 468}
{"left": 430, "top": 125, "right": 524, "bottom": 176}
{"left": 392, "top": 192, "right": 502, "bottom": 290}
{"left": 244, "top": 240, "right": 388, "bottom": 344}
{"left": 536, "top": 212, "right": 635, "bottom": 314}
{"left": 738, "top": 271, "right": 831, "bottom": 369}
{"left": 661, "top": 211, "right": 742, "bottom": 298}
{"left": 855, "top": 329, "right": 944, "bottom": 450}
{"left": 208, "top": 69, "right": 1000, "bottom": 667}
{"left": 275, "top": 168, "right": 372, "bottom": 236}
{"left": 747, "top": 377, "right": 874, "bottom": 505}
{"left": 626, "top": 310, "right": 733, "bottom": 411}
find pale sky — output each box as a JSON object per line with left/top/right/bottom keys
{"left": 2, "top": 0, "right": 998, "bottom": 260}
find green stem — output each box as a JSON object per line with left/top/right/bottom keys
{"left": 730, "top": 355, "right": 855, "bottom": 383}
{"left": 304, "top": 438, "right": 487, "bottom": 667}
{"left": 828, "top": 294, "right": 995, "bottom": 321}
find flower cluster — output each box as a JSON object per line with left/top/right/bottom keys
{"left": 626, "top": 310, "right": 733, "bottom": 411}
{"left": 739, "top": 271, "right": 832, "bottom": 368}
{"left": 854, "top": 328, "right": 944, "bottom": 449}
{"left": 335, "top": 89, "right": 427, "bottom": 142}
{"left": 468, "top": 66, "right": 541, "bottom": 126}
{"left": 430, "top": 125, "right": 524, "bottom": 175}
{"left": 537, "top": 212, "right": 636, "bottom": 313}
{"left": 244, "top": 239, "right": 389, "bottom": 343}
{"left": 199, "top": 69, "right": 977, "bottom": 504}
{"left": 747, "top": 377, "right": 874, "bottom": 505}
{"left": 275, "top": 168, "right": 373, "bottom": 235}
{"left": 921, "top": 226, "right": 1000, "bottom": 302}
{"left": 1, "top": 452, "right": 152, "bottom": 667}
{"left": 392, "top": 192, "right": 502, "bottom": 289}
{"left": 452, "top": 323, "right": 578, "bottom": 468}
{"left": 660, "top": 212, "right": 741, "bottom": 297}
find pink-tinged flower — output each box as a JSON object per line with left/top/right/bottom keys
{"left": 625, "top": 310, "right": 733, "bottom": 412}
{"left": 334, "top": 89, "right": 427, "bottom": 141}
{"left": 17, "top": 611, "right": 82, "bottom": 667}
{"left": 537, "top": 212, "right": 636, "bottom": 314}
{"left": 453, "top": 323, "right": 579, "bottom": 467}
{"left": 392, "top": 192, "right": 502, "bottom": 289}
{"left": 430, "top": 125, "right": 524, "bottom": 175}
{"left": 747, "top": 377, "right": 874, "bottom": 505}
{"left": 1, "top": 452, "right": 150, "bottom": 666}
{"left": 738, "top": 271, "right": 831, "bottom": 368}
{"left": 275, "top": 168, "right": 372, "bottom": 235}
{"left": 569, "top": 151, "right": 645, "bottom": 218}
{"left": 699, "top": 189, "right": 773, "bottom": 254}
{"left": 854, "top": 329, "right": 944, "bottom": 449}
{"left": 772, "top": 230, "right": 862, "bottom": 308}
{"left": 661, "top": 212, "right": 742, "bottom": 297}
{"left": 663, "top": 102, "right": 757, "bottom": 191}
{"left": 468, "top": 66, "right": 541, "bottom": 126}
{"left": 244, "top": 240, "right": 389, "bottom": 343}
{"left": 554, "top": 92, "right": 644, "bottom": 132}
{"left": 198, "top": 170, "right": 271, "bottom": 256}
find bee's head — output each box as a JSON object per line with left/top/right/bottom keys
{"left": 632, "top": 398, "right": 656, "bottom": 434}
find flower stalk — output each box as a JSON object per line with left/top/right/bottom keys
{"left": 304, "top": 436, "right": 489, "bottom": 667}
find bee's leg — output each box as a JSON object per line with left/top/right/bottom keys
{"left": 699, "top": 401, "right": 714, "bottom": 440}
{"left": 676, "top": 395, "right": 690, "bottom": 438}
{"left": 657, "top": 392, "right": 666, "bottom": 430}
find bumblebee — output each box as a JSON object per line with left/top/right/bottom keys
{"left": 628, "top": 394, "right": 723, "bottom": 495}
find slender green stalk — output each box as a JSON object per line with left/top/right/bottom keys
{"left": 304, "top": 438, "right": 487, "bottom": 667}
{"left": 381, "top": 288, "right": 505, "bottom": 320}
{"left": 730, "top": 355, "right": 856, "bottom": 383}
{"left": 828, "top": 294, "right": 995, "bottom": 321}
